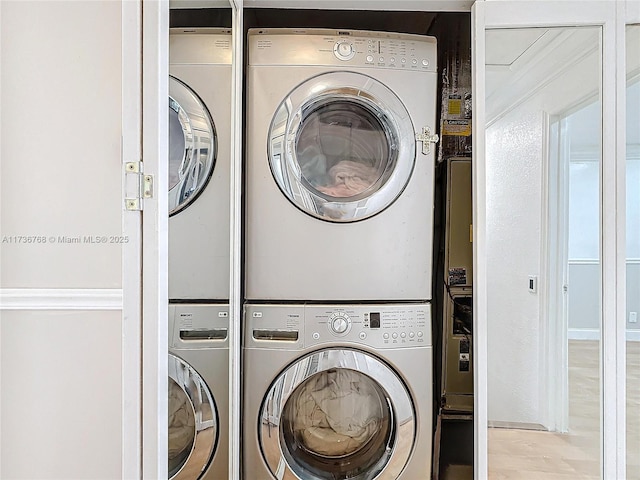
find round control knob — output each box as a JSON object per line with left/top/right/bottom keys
{"left": 392, "top": 332, "right": 398, "bottom": 339}
{"left": 366, "top": 55, "right": 374, "bottom": 62}
{"left": 383, "top": 333, "right": 390, "bottom": 339}
{"left": 409, "top": 332, "right": 415, "bottom": 338}
{"left": 401, "top": 332, "right": 407, "bottom": 338}
{"left": 334, "top": 41, "right": 355, "bottom": 60}
{"left": 330, "top": 314, "right": 351, "bottom": 334}
{"left": 417, "top": 331, "right": 424, "bottom": 338}
{"left": 312, "top": 332, "right": 320, "bottom": 340}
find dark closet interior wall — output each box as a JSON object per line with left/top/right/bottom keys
{"left": 170, "top": 8, "right": 232, "bottom": 28}
{"left": 244, "top": 9, "right": 437, "bottom": 33}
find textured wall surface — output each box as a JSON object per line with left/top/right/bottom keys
{"left": 487, "top": 107, "right": 544, "bottom": 426}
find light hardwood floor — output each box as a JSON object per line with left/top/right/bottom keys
{"left": 488, "top": 340, "right": 639, "bottom": 479}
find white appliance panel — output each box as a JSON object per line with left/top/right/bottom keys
{"left": 169, "top": 31, "right": 231, "bottom": 300}
{"left": 246, "top": 50, "right": 437, "bottom": 301}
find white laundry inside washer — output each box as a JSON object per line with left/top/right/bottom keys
{"left": 290, "top": 368, "right": 386, "bottom": 457}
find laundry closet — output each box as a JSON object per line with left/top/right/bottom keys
{"left": 0, "top": 2, "right": 637, "bottom": 480}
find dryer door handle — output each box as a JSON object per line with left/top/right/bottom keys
{"left": 416, "top": 126, "right": 439, "bottom": 155}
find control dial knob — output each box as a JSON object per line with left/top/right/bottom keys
{"left": 329, "top": 313, "right": 351, "bottom": 334}
{"left": 334, "top": 41, "right": 356, "bottom": 60}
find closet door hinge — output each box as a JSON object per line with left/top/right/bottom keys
{"left": 124, "top": 161, "right": 154, "bottom": 211}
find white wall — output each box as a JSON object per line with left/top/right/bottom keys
{"left": 0, "top": 1, "right": 126, "bottom": 477}
{"left": 486, "top": 107, "right": 545, "bottom": 425}
{"left": 1, "top": 311, "right": 122, "bottom": 479}
{"left": 566, "top": 81, "right": 640, "bottom": 338}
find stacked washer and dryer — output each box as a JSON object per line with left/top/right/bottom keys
{"left": 243, "top": 29, "right": 439, "bottom": 479}
{"left": 167, "top": 28, "right": 231, "bottom": 480}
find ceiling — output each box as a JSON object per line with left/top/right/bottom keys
{"left": 485, "top": 26, "right": 601, "bottom": 123}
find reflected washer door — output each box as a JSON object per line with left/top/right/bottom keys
{"left": 259, "top": 348, "right": 415, "bottom": 480}
{"left": 168, "top": 353, "right": 218, "bottom": 480}
{"left": 168, "top": 75, "right": 217, "bottom": 216}
{"left": 268, "top": 71, "right": 416, "bottom": 223}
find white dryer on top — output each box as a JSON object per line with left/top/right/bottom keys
{"left": 169, "top": 28, "right": 231, "bottom": 301}
{"left": 245, "top": 29, "right": 438, "bottom": 302}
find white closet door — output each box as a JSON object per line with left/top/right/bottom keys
{"left": 473, "top": 2, "right": 624, "bottom": 479}
{"left": 0, "top": 1, "right": 144, "bottom": 479}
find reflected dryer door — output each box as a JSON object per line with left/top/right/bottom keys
{"left": 168, "top": 354, "right": 218, "bottom": 480}
{"left": 268, "top": 71, "right": 416, "bottom": 222}
{"left": 259, "top": 348, "right": 416, "bottom": 480}
{"left": 168, "top": 75, "right": 217, "bottom": 216}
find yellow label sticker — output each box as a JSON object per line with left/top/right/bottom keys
{"left": 442, "top": 120, "right": 471, "bottom": 136}
{"left": 448, "top": 98, "right": 462, "bottom": 116}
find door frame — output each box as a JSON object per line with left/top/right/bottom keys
{"left": 141, "top": 1, "right": 169, "bottom": 478}
{"left": 136, "top": 1, "right": 635, "bottom": 479}
{"left": 229, "top": 3, "right": 243, "bottom": 480}
{"left": 122, "top": 1, "right": 144, "bottom": 478}
{"left": 544, "top": 112, "right": 570, "bottom": 433}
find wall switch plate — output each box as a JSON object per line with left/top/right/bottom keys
{"left": 630, "top": 312, "right": 638, "bottom": 323}
{"left": 528, "top": 275, "right": 538, "bottom": 293}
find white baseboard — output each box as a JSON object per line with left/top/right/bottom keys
{"left": 488, "top": 421, "right": 547, "bottom": 431}
{"left": 0, "top": 288, "right": 123, "bottom": 310}
{"left": 568, "top": 328, "right": 640, "bottom": 342}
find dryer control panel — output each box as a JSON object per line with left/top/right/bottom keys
{"left": 248, "top": 28, "right": 437, "bottom": 73}
{"left": 245, "top": 303, "right": 431, "bottom": 350}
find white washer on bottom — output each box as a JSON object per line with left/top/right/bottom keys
{"left": 168, "top": 304, "right": 229, "bottom": 480}
{"left": 243, "top": 303, "right": 433, "bottom": 480}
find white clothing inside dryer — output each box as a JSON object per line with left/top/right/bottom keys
{"left": 316, "top": 160, "right": 379, "bottom": 198}
{"left": 293, "top": 369, "right": 384, "bottom": 457}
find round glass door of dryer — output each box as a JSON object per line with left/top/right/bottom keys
{"left": 268, "top": 71, "right": 416, "bottom": 222}
{"left": 258, "top": 348, "right": 416, "bottom": 480}
{"left": 168, "top": 353, "right": 218, "bottom": 480}
{"left": 168, "top": 75, "right": 217, "bottom": 216}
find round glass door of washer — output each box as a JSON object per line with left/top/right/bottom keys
{"left": 259, "top": 348, "right": 416, "bottom": 480}
{"left": 168, "top": 353, "right": 218, "bottom": 480}
{"left": 168, "top": 75, "right": 217, "bottom": 216}
{"left": 268, "top": 71, "right": 416, "bottom": 222}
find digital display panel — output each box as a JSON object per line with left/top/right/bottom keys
{"left": 370, "top": 312, "right": 381, "bottom": 328}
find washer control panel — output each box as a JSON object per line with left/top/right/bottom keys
{"left": 245, "top": 304, "right": 431, "bottom": 349}
{"left": 307, "top": 304, "right": 431, "bottom": 348}
{"left": 169, "top": 303, "right": 229, "bottom": 350}
{"left": 249, "top": 28, "right": 437, "bottom": 72}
